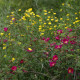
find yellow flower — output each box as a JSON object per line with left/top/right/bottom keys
{"left": 49, "top": 28, "right": 52, "bottom": 30}
{"left": 65, "top": 27, "right": 68, "bottom": 29}
{"left": 18, "top": 9, "right": 21, "bottom": 11}
{"left": 60, "top": 18, "right": 63, "bottom": 20}
{"left": 12, "top": 18, "right": 15, "bottom": 21}
{"left": 44, "top": 13, "right": 47, "bottom": 15}
{"left": 54, "top": 25, "right": 57, "bottom": 28}
{"left": 28, "top": 8, "right": 32, "bottom": 12}
{"left": 28, "top": 48, "right": 32, "bottom": 51}
{"left": 51, "top": 19, "right": 54, "bottom": 21}
{"left": 48, "top": 16, "right": 50, "bottom": 18}
{"left": 6, "top": 15, "right": 9, "bottom": 18}
{"left": 53, "top": 13, "right": 56, "bottom": 15}
{"left": 18, "top": 42, "right": 21, "bottom": 45}
{"left": 43, "top": 10, "right": 47, "bottom": 12}
{"left": 55, "top": 20, "right": 58, "bottom": 22}
{"left": 44, "top": 23, "right": 46, "bottom": 25}
{"left": 48, "top": 11, "right": 51, "bottom": 13}
{"left": 36, "top": 15, "right": 40, "bottom": 17}
{"left": 3, "top": 47, "right": 6, "bottom": 50}
{"left": 48, "top": 22, "right": 51, "bottom": 25}
{"left": 8, "top": 33, "right": 11, "bottom": 36}
{"left": 0, "top": 33, "right": 4, "bottom": 36}
{"left": 3, "top": 44, "right": 6, "bottom": 46}
{"left": 66, "top": 19, "right": 69, "bottom": 20}
{"left": 60, "top": 9, "right": 62, "bottom": 12}
{"left": 4, "top": 55, "right": 7, "bottom": 58}
{"left": 12, "top": 58, "right": 15, "bottom": 62}
{"left": 75, "top": 12, "right": 77, "bottom": 15}
{"left": 73, "top": 22, "right": 75, "bottom": 24}
{"left": 40, "top": 33, "right": 44, "bottom": 36}
{"left": 47, "top": 19, "right": 49, "bottom": 21}
{"left": 75, "top": 17, "right": 78, "bottom": 19}
{"left": 11, "top": 12, "right": 14, "bottom": 14}
{"left": 10, "top": 22, "right": 13, "bottom": 24}
{"left": 62, "top": 3, "right": 64, "bottom": 6}
{"left": 66, "top": 14, "right": 70, "bottom": 16}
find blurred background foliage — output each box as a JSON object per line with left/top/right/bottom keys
{"left": 0, "top": 0, "right": 79, "bottom": 25}
{"left": 0, "top": 0, "right": 80, "bottom": 12}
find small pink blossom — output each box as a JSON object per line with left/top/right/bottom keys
{"left": 50, "top": 42, "right": 56, "bottom": 47}
{"left": 20, "top": 59, "right": 24, "bottom": 63}
{"left": 11, "top": 66, "right": 17, "bottom": 71}
{"left": 70, "top": 40, "right": 76, "bottom": 44}
{"left": 68, "top": 67, "right": 74, "bottom": 74}
{"left": 49, "top": 62, "right": 56, "bottom": 67}
{"left": 23, "top": 69, "right": 27, "bottom": 73}
{"left": 42, "top": 37, "right": 45, "bottom": 40}
{"left": 4, "top": 27, "right": 8, "bottom": 32}
{"left": 55, "top": 35, "right": 60, "bottom": 40}
{"left": 57, "top": 30, "right": 63, "bottom": 34}
{"left": 55, "top": 45, "right": 62, "bottom": 49}
{"left": 61, "top": 38, "right": 69, "bottom": 44}
{"left": 52, "top": 55, "right": 58, "bottom": 61}
{"left": 67, "top": 28, "right": 72, "bottom": 32}
{"left": 44, "top": 38, "right": 50, "bottom": 42}
{"left": 3, "top": 39, "right": 7, "bottom": 43}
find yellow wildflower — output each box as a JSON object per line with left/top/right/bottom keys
{"left": 12, "top": 58, "right": 15, "bottom": 62}
{"left": 4, "top": 55, "right": 7, "bottom": 58}
{"left": 0, "top": 33, "right": 4, "bottom": 36}
{"left": 18, "top": 9, "right": 21, "bottom": 11}
{"left": 62, "top": 3, "right": 64, "bottom": 6}
{"left": 28, "top": 48, "right": 32, "bottom": 51}
{"left": 3, "top": 47, "right": 6, "bottom": 50}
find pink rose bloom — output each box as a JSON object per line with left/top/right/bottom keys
{"left": 67, "top": 28, "right": 72, "bottom": 32}
{"left": 50, "top": 42, "right": 56, "bottom": 47}
{"left": 57, "top": 30, "right": 63, "bottom": 34}
{"left": 52, "top": 55, "right": 58, "bottom": 61}
{"left": 49, "top": 62, "right": 56, "bottom": 67}
{"left": 4, "top": 27, "right": 8, "bottom": 32}
{"left": 68, "top": 67, "right": 74, "bottom": 74}
{"left": 55, "top": 45, "right": 62, "bottom": 49}
{"left": 55, "top": 35, "right": 60, "bottom": 40}
{"left": 20, "top": 59, "right": 24, "bottom": 63}
{"left": 61, "top": 38, "right": 69, "bottom": 44}
{"left": 70, "top": 40, "right": 76, "bottom": 44}
{"left": 44, "top": 38, "right": 50, "bottom": 42}
{"left": 11, "top": 66, "right": 17, "bottom": 71}
{"left": 42, "top": 37, "right": 45, "bottom": 40}
{"left": 3, "top": 39, "right": 7, "bottom": 43}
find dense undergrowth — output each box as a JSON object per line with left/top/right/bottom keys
{"left": 0, "top": 0, "right": 80, "bottom": 80}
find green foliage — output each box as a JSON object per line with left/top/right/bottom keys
{"left": 0, "top": 0, "right": 80, "bottom": 80}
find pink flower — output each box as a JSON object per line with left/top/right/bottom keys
{"left": 67, "top": 28, "right": 72, "bottom": 32}
{"left": 50, "top": 42, "right": 56, "bottom": 47}
{"left": 44, "top": 38, "right": 50, "bottom": 42}
{"left": 42, "top": 37, "right": 45, "bottom": 40}
{"left": 23, "top": 69, "right": 27, "bottom": 73}
{"left": 10, "top": 71, "right": 15, "bottom": 74}
{"left": 68, "top": 67, "right": 74, "bottom": 74}
{"left": 55, "top": 35, "right": 60, "bottom": 40}
{"left": 4, "top": 27, "right": 8, "bottom": 32}
{"left": 3, "top": 39, "right": 7, "bottom": 43}
{"left": 49, "top": 62, "right": 56, "bottom": 67}
{"left": 11, "top": 66, "right": 17, "bottom": 71}
{"left": 55, "top": 45, "right": 62, "bottom": 49}
{"left": 70, "top": 40, "right": 76, "bottom": 44}
{"left": 52, "top": 55, "right": 58, "bottom": 61}
{"left": 57, "top": 30, "right": 63, "bottom": 34}
{"left": 20, "top": 59, "right": 24, "bottom": 63}
{"left": 70, "top": 49, "right": 74, "bottom": 51}
{"left": 61, "top": 38, "right": 69, "bottom": 44}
